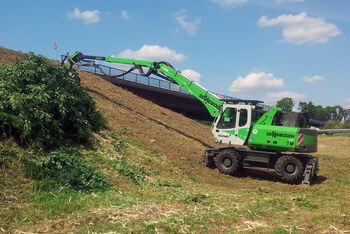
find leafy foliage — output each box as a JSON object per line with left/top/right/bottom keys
{"left": 110, "top": 131, "right": 126, "bottom": 153}
{"left": 0, "top": 53, "right": 105, "bottom": 149}
{"left": 276, "top": 97, "right": 294, "bottom": 111}
{"left": 109, "top": 131, "right": 148, "bottom": 185}
{"left": 115, "top": 158, "right": 147, "bottom": 185}
{"left": 299, "top": 101, "right": 350, "bottom": 123}
{"left": 22, "top": 147, "right": 110, "bottom": 192}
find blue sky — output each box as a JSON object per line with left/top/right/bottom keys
{"left": 1, "top": 0, "right": 349, "bottom": 109}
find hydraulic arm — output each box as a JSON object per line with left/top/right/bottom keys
{"left": 65, "top": 51, "right": 223, "bottom": 118}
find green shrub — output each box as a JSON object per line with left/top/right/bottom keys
{"left": 0, "top": 53, "right": 105, "bottom": 149}
{"left": 22, "top": 147, "right": 110, "bottom": 192}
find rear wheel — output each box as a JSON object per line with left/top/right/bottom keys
{"left": 203, "top": 153, "right": 215, "bottom": 168}
{"left": 275, "top": 155, "right": 304, "bottom": 184}
{"left": 215, "top": 150, "right": 241, "bottom": 175}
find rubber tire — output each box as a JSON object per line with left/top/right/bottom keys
{"left": 203, "top": 153, "right": 215, "bottom": 169}
{"left": 215, "top": 150, "right": 241, "bottom": 175}
{"left": 275, "top": 155, "right": 304, "bottom": 184}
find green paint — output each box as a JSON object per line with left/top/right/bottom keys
{"left": 97, "top": 56, "right": 224, "bottom": 117}
{"left": 106, "top": 56, "right": 155, "bottom": 68}
{"left": 159, "top": 64, "right": 223, "bottom": 117}
{"left": 238, "top": 128, "right": 250, "bottom": 141}
{"left": 255, "top": 107, "right": 281, "bottom": 125}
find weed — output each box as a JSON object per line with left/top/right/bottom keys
{"left": 256, "top": 187, "right": 274, "bottom": 195}
{"left": 30, "top": 187, "right": 85, "bottom": 217}
{"left": 110, "top": 131, "right": 126, "bottom": 154}
{"left": 151, "top": 149, "right": 160, "bottom": 156}
{"left": 184, "top": 193, "right": 208, "bottom": 204}
{"left": 271, "top": 227, "right": 289, "bottom": 234}
{"left": 338, "top": 177, "right": 350, "bottom": 185}
{"left": 0, "top": 207, "right": 24, "bottom": 229}
{"left": 294, "top": 197, "right": 318, "bottom": 209}
{"left": 143, "top": 223, "right": 157, "bottom": 232}
{"left": 0, "top": 139, "right": 19, "bottom": 167}
{"left": 321, "top": 155, "right": 332, "bottom": 161}
{"left": 187, "top": 173, "right": 203, "bottom": 183}
{"left": 109, "top": 131, "right": 148, "bottom": 185}
{"left": 114, "top": 158, "right": 148, "bottom": 185}
{"left": 247, "top": 198, "right": 289, "bottom": 218}
{"left": 156, "top": 179, "right": 182, "bottom": 188}
{"left": 22, "top": 147, "right": 110, "bottom": 192}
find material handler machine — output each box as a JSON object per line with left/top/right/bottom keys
{"left": 64, "top": 51, "right": 319, "bottom": 185}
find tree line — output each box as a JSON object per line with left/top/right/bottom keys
{"left": 276, "top": 97, "right": 350, "bottom": 128}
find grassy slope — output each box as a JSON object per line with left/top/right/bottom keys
{"left": 0, "top": 47, "right": 350, "bottom": 233}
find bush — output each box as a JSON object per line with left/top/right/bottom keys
{"left": 22, "top": 147, "right": 110, "bottom": 192}
{"left": 0, "top": 53, "right": 105, "bottom": 149}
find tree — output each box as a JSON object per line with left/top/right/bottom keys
{"left": 299, "top": 101, "right": 316, "bottom": 116}
{"left": 276, "top": 97, "right": 294, "bottom": 111}
{"left": 299, "top": 101, "right": 350, "bottom": 122}
{"left": 0, "top": 53, "right": 106, "bottom": 149}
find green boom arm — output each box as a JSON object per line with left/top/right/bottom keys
{"left": 68, "top": 52, "right": 224, "bottom": 117}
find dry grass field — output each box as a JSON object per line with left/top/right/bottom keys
{"left": 0, "top": 47, "right": 349, "bottom": 233}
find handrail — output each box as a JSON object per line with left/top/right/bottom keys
{"left": 61, "top": 55, "right": 238, "bottom": 100}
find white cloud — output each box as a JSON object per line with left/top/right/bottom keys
{"left": 230, "top": 71, "right": 285, "bottom": 96}
{"left": 265, "top": 91, "right": 306, "bottom": 106}
{"left": 211, "top": 0, "right": 247, "bottom": 7}
{"left": 114, "top": 46, "right": 202, "bottom": 82}
{"left": 303, "top": 75, "right": 325, "bottom": 83}
{"left": 120, "top": 10, "right": 130, "bottom": 20}
{"left": 174, "top": 9, "right": 201, "bottom": 35}
{"left": 181, "top": 69, "right": 201, "bottom": 83}
{"left": 258, "top": 12, "right": 341, "bottom": 44}
{"left": 67, "top": 8, "right": 100, "bottom": 25}
{"left": 118, "top": 45, "right": 187, "bottom": 63}
{"left": 266, "top": 91, "right": 306, "bottom": 101}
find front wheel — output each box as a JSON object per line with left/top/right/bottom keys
{"left": 275, "top": 155, "right": 304, "bottom": 184}
{"left": 215, "top": 150, "right": 242, "bottom": 175}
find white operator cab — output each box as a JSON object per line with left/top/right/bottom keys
{"left": 211, "top": 104, "right": 256, "bottom": 146}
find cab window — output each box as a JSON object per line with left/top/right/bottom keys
{"left": 252, "top": 109, "right": 266, "bottom": 125}
{"left": 217, "top": 108, "right": 237, "bottom": 129}
{"left": 239, "top": 109, "right": 248, "bottom": 127}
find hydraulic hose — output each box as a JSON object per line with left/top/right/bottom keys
{"left": 65, "top": 52, "right": 176, "bottom": 82}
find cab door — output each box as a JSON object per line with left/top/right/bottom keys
{"left": 212, "top": 106, "right": 251, "bottom": 145}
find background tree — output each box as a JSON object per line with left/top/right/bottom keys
{"left": 299, "top": 101, "right": 350, "bottom": 122}
{"left": 276, "top": 97, "right": 294, "bottom": 111}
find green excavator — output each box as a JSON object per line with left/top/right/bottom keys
{"left": 63, "top": 51, "right": 319, "bottom": 185}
